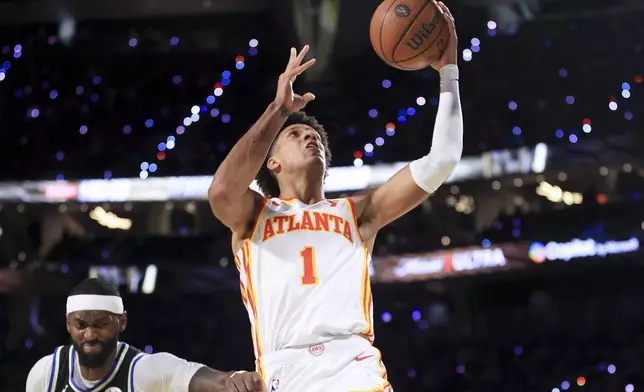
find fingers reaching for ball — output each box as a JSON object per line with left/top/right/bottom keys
{"left": 284, "top": 45, "right": 316, "bottom": 80}
{"left": 436, "top": 1, "right": 456, "bottom": 35}
{"left": 436, "top": 1, "right": 453, "bottom": 20}
{"left": 430, "top": 1, "right": 458, "bottom": 71}
{"left": 274, "top": 45, "right": 316, "bottom": 112}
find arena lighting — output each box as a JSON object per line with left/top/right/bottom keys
{"left": 551, "top": 68, "right": 639, "bottom": 143}
{"left": 140, "top": 38, "right": 259, "bottom": 178}
{"left": 89, "top": 206, "right": 132, "bottom": 230}
{"left": 141, "top": 265, "right": 158, "bottom": 294}
{"left": 536, "top": 181, "right": 583, "bottom": 205}
{"left": 446, "top": 194, "right": 475, "bottom": 214}
{"left": 359, "top": 20, "right": 497, "bottom": 162}
{"left": 0, "top": 45, "right": 22, "bottom": 82}
{"left": 551, "top": 364, "right": 630, "bottom": 392}
{"left": 0, "top": 144, "right": 548, "bottom": 202}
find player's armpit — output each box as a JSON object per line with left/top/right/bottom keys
{"left": 208, "top": 187, "right": 264, "bottom": 237}
{"left": 351, "top": 165, "right": 430, "bottom": 240}
{"left": 208, "top": 102, "right": 288, "bottom": 235}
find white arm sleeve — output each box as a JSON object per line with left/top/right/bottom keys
{"left": 409, "top": 64, "right": 463, "bottom": 194}
{"left": 26, "top": 355, "right": 54, "bottom": 392}
{"left": 133, "top": 352, "right": 205, "bottom": 392}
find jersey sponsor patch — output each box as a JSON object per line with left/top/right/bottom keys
{"left": 105, "top": 388, "right": 123, "bottom": 392}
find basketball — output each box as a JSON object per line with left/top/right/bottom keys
{"left": 369, "top": 0, "right": 450, "bottom": 70}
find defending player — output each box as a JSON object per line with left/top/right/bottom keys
{"left": 208, "top": 3, "right": 461, "bottom": 391}
{"left": 26, "top": 278, "right": 265, "bottom": 392}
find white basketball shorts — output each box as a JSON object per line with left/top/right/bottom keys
{"left": 259, "top": 335, "right": 392, "bottom": 392}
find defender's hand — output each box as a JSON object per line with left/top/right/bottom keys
{"left": 228, "top": 371, "right": 266, "bottom": 392}
{"left": 274, "top": 45, "right": 316, "bottom": 114}
{"left": 431, "top": 1, "right": 458, "bottom": 71}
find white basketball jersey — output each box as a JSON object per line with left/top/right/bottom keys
{"left": 235, "top": 197, "right": 374, "bottom": 364}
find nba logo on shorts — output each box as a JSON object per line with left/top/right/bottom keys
{"left": 308, "top": 343, "right": 325, "bottom": 356}
{"left": 269, "top": 378, "right": 280, "bottom": 391}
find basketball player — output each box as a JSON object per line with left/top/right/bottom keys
{"left": 26, "top": 278, "right": 266, "bottom": 392}
{"left": 208, "top": 3, "right": 461, "bottom": 391}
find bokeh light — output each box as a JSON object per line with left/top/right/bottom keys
{"left": 140, "top": 39, "right": 258, "bottom": 176}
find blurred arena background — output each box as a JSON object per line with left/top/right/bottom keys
{"left": 1, "top": 0, "right": 644, "bottom": 390}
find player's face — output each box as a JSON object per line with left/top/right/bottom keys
{"left": 269, "top": 124, "right": 325, "bottom": 174}
{"left": 66, "top": 310, "right": 126, "bottom": 368}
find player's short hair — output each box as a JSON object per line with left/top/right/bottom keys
{"left": 70, "top": 277, "right": 121, "bottom": 297}
{"left": 255, "top": 111, "right": 332, "bottom": 198}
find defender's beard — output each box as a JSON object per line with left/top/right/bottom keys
{"left": 72, "top": 334, "right": 118, "bottom": 369}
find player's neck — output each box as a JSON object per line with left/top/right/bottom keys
{"left": 278, "top": 176, "right": 324, "bottom": 205}
{"left": 79, "top": 352, "right": 117, "bottom": 382}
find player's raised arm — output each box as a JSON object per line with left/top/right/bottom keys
{"left": 208, "top": 46, "right": 316, "bottom": 236}
{"left": 352, "top": 2, "right": 462, "bottom": 241}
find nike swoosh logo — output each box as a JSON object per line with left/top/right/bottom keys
{"left": 355, "top": 355, "right": 375, "bottom": 362}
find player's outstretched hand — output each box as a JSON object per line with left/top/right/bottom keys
{"left": 431, "top": 1, "right": 458, "bottom": 71}
{"left": 274, "top": 45, "right": 316, "bottom": 114}
{"left": 228, "top": 371, "right": 266, "bottom": 392}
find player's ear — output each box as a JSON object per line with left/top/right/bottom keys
{"left": 267, "top": 156, "right": 281, "bottom": 173}
{"left": 119, "top": 312, "right": 127, "bottom": 332}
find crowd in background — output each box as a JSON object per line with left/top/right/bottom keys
{"left": 0, "top": 8, "right": 641, "bottom": 181}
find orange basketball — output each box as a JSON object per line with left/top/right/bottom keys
{"left": 369, "top": 0, "right": 450, "bottom": 70}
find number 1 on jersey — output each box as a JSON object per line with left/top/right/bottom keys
{"left": 300, "top": 246, "right": 319, "bottom": 285}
